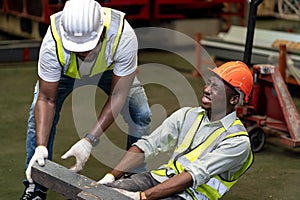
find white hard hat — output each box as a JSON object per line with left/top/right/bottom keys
{"left": 59, "top": 0, "right": 104, "bottom": 52}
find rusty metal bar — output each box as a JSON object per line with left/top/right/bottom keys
{"left": 32, "top": 160, "right": 132, "bottom": 200}
{"left": 0, "top": 40, "right": 40, "bottom": 63}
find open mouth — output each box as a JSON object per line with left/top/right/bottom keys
{"left": 201, "top": 94, "right": 211, "bottom": 105}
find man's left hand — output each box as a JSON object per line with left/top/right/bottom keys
{"left": 61, "top": 138, "right": 92, "bottom": 172}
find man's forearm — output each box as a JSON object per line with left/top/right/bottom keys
{"left": 144, "top": 171, "right": 193, "bottom": 200}
{"left": 35, "top": 98, "right": 56, "bottom": 146}
{"left": 110, "top": 146, "right": 145, "bottom": 179}
{"left": 89, "top": 73, "right": 135, "bottom": 138}
{"left": 89, "top": 94, "right": 125, "bottom": 138}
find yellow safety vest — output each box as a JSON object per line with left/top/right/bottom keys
{"left": 50, "top": 7, "right": 125, "bottom": 79}
{"left": 152, "top": 109, "right": 253, "bottom": 200}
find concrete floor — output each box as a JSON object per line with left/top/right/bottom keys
{"left": 1, "top": 49, "right": 300, "bottom": 199}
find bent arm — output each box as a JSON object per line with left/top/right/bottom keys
{"left": 111, "top": 155, "right": 193, "bottom": 200}
{"left": 89, "top": 72, "right": 135, "bottom": 139}
{"left": 35, "top": 77, "right": 59, "bottom": 146}
{"left": 110, "top": 145, "right": 145, "bottom": 179}
{"left": 144, "top": 172, "right": 193, "bottom": 200}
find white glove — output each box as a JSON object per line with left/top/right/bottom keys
{"left": 26, "top": 145, "right": 48, "bottom": 183}
{"left": 61, "top": 138, "right": 92, "bottom": 172}
{"left": 97, "top": 173, "right": 115, "bottom": 184}
{"left": 111, "top": 188, "right": 140, "bottom": 200}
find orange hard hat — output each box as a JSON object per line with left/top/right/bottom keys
{"left": 210, "top": 61, "right": 253, "bottom": 103}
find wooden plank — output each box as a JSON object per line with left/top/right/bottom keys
{"left": 31, "top": 160, "right": 132, "bottom": 200}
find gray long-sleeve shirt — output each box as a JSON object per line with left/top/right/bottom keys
{"left": 134, "top": 107, "right": 251, "bottom": 200}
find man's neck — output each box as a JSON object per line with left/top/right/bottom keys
{"left": 207, "top": 109, "right": 234, "bottom": 122}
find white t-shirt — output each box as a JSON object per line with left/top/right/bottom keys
{"left": 38, "top": 20, "right": 138, "bottom": 82}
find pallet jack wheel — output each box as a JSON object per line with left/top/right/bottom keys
{"left": 248, "top": 126, "right": 265, "bottom": 153}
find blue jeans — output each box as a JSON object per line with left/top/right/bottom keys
{"left": 106, "top": 172, "right": 184, "bottom": 200}
{"left": 25, "top": 70, "right": 151, "bottom": 177}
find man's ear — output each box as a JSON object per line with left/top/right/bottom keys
{"left": 230, "top": 95, "right": 240, "bottom": 105}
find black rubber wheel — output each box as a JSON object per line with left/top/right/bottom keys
{"left": 248, "top": 126, "right": 266, "bottom": 153}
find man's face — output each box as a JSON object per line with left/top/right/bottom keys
{"left": 201, "top": 76, "right": 227, "bottom": 113}
{"left": 74, "top": 50, "right": 92, "bottom": 59}
{"left": 74, "top": 47, "right": 98, "bottom": 62}
{"left": 74, "top": 35, "right": 103, "bottom": 61}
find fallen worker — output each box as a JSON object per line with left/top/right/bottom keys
{"left": 97, "top": 61, "right": 254, "bottom": 200}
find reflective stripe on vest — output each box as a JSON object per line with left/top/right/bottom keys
{"left": 196, "top": 151, "right": 253, "bottom": 200}
{"left": 50, "top": 7, "right": 125, "bottom": 79}
{"left": 152, "top": 109, "right": 253, "bottom": 200}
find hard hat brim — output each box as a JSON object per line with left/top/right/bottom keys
{"left": 208, "top": 67, "right": 220, "bottom": 79}
{"left": 60, "top": 24, "right": 104, "bottom": 52}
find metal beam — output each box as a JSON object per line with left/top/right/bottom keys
{"left": 31, "top": 160, "right": 132, "bottom": 200}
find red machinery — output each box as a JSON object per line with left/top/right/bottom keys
{"left": 153, "top": 0, "right": 245, "bottom": 22}
{"left": 234, "top": 0, "right": 300, "bottom": 152}
{"left": 0, "top": 0, "right": 246, "bottom": 22}
{"left": 0, "top": 0, "right": 245, "bottom": 38}
{"left": 237, "top": 62, "right": 300, "bottom": 152}
{"left": 0, "top": 0, "right": 64, "bottom": 25}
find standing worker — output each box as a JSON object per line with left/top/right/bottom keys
{"left": 19, "top": 0, "right": 151, "bottom": 199}
{"left": 98, "top": 61, "right": 254, "bottom": 200}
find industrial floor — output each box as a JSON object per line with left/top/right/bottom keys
{"left": 1, "top": 49, "right": 300, "bottom": 200}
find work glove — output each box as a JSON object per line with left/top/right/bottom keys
{"left": 97, "top": 173, "right": 115, "bottom": 184}
{"left": 26, "top": 145, "right": 48, "bottom": 183}
{"left": 111, "top": 188, "right": 141, "bottom": 200}
{"left": 61, "top": 138, "right": 92, "bottom": 172}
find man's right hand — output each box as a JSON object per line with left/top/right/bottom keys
{"left": 26, "top": 145, "right": 48, "bottom": 183}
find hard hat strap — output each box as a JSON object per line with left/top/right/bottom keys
{"left": 235, "top": 88, "right": 244, "bottom": 105}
